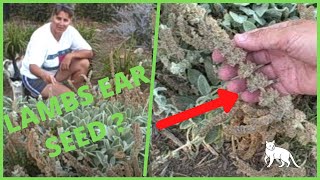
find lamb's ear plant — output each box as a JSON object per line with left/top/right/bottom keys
{"left": 154, "top": 3, "right": 316, "bottom": 176}
{"left": 3, "top": 76, "right": 148, "bottom": 176}
{"left": 201, "top": 3, "right": 316, "bottom": 34}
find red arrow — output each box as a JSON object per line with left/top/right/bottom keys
{"left": 156, "top": 89, "right": 238, "bottom": 130}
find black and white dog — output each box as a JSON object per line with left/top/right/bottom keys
{"left": 3, "top": 58, "right": 24, "bottom": 100}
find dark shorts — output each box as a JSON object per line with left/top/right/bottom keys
{"left": 22, "top": 75, "right": 47, "bottom": 97}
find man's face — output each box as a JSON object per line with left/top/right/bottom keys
{"left": 51, "top": 11, "right": 71, "bottom": 35}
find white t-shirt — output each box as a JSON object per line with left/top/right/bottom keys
{"left": 20, "top": 23, "right": 92, "bottom": 79}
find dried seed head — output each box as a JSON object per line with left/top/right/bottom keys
{"left": 238, "top": 61, "right": 257, "bottom": 79}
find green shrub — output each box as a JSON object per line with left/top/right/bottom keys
{"left": 3, "top": 21, "right": 37, "bottom": 60}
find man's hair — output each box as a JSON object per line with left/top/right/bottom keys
{"left": 52, "top": 4, "right": 74, "bottom": 18}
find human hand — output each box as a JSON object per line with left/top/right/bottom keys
{"left": 212, "top": 20, "right": 317, "bottom": 103}
{"left": 41, "top": 72, "right": 57, "bottom": 84}
{"left": 60, "top": 53, "right": 73, "bottom": 71}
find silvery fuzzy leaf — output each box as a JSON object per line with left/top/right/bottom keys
{"left": 289, "top": 16, "right": 299, "bottom": 20}
{"left": 103, "top": 139, "right": 111, "bottom": 149}
{"left": 204, "top": 125, "right": 222, "bottom": 144}
{"left": 79, "top": 119, "right": 86, "bottom": 127}
{"left": 102, "top": 155, "right": 109, "bottom": 167}
{"left": 170, "top": 95, "right": 196, "bottom": 111}
{"left": 123, "top": 141, "right": 134, "bottom": 152}
{"left": 229, "top": 11, "right": 248, "bottom": 23}
{"left": 84, "top": 116, "right": 92, "bottom": 124}
{"left": 192, "top": 116, "right": 204, "bottom": 124}
{"left": 28, "top": 97, "right": 38, "bottom": 105}
{"left": 172, "top": 151, "right": 180, "bottom": 159}
{"left": 231, "top": 20, "right": 242, "bottom": 28}
{"left": 73, "top": 109, "right": 81, "bottom": 116}
{"left": 204, "top": 58, "right": 219, "bottom": 86}
{"left": 253, "top": 3, "right": 269, "bottom": 17}
{"left": 63, "top": 113, "right": 73, "bottom": 123}
{"left": 155, "top": 96, "right": 167, "bottom": 107}
{"left": 48, "top": 119, "right": 56, "bottom": 127}
{"left": 110, "top": 156, "right": 116, "bottom": 166}
{"left": 107, "top": 115, "right": 115, "bottom": 126}
{"left": 253, "top": 13, "right": 266, "bottom": 25}
{"left": 243, "top": 20, "right": 257, "bottom": 31}
{"left": 96, "top": 151, "right": 106, "bottom": 165}
{"left": 125, "top": 108, "right": 133, "bottom": 119}
{"left": 239, "top": 6, "right": 256, "bottom": 16}
{"left": 179, "top": 120, "right": 193, "bottom": 129}
{"left": 93, "top": 156, "right": 101, "bottom": 167}
{"left": 222, "top": 13, "right": 232, "bottom": 27}
{"left": 112, "top": 106, "right": 121, "bottom": 115}
{"left": 196, "top": 94, "right": 211, "bottom": 106}
{"left": 77, "top": 155, "right": 84, "bottom": 161}
{"left": 247, "top": 17, "right": 256, "bottom": 24}
{"left": 105, "top": 126, "right": 115, "bottom": 140}
{"left": 100, "top": 148, "right": 107, "bottom": 154}
{"left": 82, "top": 110, "right": 90, "bottom": 119}
{"left": 92, "top": 113, "right": 103, "bottom": 123}
{"left": 212, "top": 3, "right": 224, "bottom": 13}
{"left": 197, "top": 75, "right": 211, "bottom": 96}
{"left": 100, "top": 102, "right": 108, "bottom": 111}
{"left": 234, "top": 3, "right": 250, "bottom": 6}
{"left": 121, "top": 126, "right": 130, "bottom": 137}
{"left": 84, "top": 151, "right": 95, "bottom": 157}
{"left": 268, "top": 20, "right": 276, "bottom": 26}
{"left": 282, "top": 7, "right": 290, "bottom": 19}
{"left": 191, "top": 126, "right": 200, "bottom": 136}
{"left": 200, "top": 4, "right": 211, "bottom": 13}
{"left": 85, "top": 144, "right": 98, "bottom": 151}
{"left": 105, "top": 104, "right": 113, "bottom": 115}
{"left": 193, "top": 136, "right": 205, "bottom": 147}
{"left": 289, "top": 4, "right": 298, "bottom": 13}
{"left": 264, "top": 9, "right": 283, "bottom": 19}
{"left": 111, "top": 136, "right": 121, "bottom": 146}
{"left": 101, "top": 112, "right": 108, "bottom": 125}
{"left": 89, "top": 106, "right": 99, "bottom": 117}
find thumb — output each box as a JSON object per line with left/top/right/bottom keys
{"left": 234, "top": 27, "right": 289, "bottom": 52}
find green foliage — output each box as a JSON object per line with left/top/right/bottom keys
{"left": 9, "top": 4, "right": 54, "bottom": 22}
{"left": 3, "top": 21, "right": 37, "bottom": 60}
{"left": 112, "top": 4, "right": 154, "bottom": 48}
{"left": 201, "top": 3, "right": 317, "bottom": 33}
{"left": 100, "top": 38, "right": 143, "bottom": 77}
{"left": 73, "top": 21, "right": 100, "bottom": 52}
{"left": 75, "top": 4, "right": 123, "bottom": 23}
{"left": 7, "top": 3, "right": 126, "bottom": 23}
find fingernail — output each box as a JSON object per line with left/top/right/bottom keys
{"left": 235, "top": 34, "right": 248, "bottom": 43}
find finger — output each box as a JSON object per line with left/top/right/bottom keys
{"left": 247, "top": 50, "right": 272, "bottom": 65}
{"left": 212, "top": 50, "right": 225, "bottom": 63}
{"left": 271, "top": 82, "right": 290, "bottom": 95}
{"left": 243, "top": 20, "right": 303, "bottom": 34}
{"left": 240, "top": 90, "right": 260, "bottom": 103}
{"left": 234, "top": 27, "right": 288, "bottom": 52}
{"left": 218, "top": 64, "right": 237, "bottom": 80}
{"left": 53, "top": 76, "right": 57, "bottom": 84}
{"left": 256, "top": 64, "right": 277, "bottom": 79}
{"left": 226, "top": 79, "right": 246, "bottom": 93}
{"left": 50, "top": 76, "right": 56, "bottom": 85}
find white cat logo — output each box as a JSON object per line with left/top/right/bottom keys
{"left": 264, "top": 140, "right": 301, "bottom": 168}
